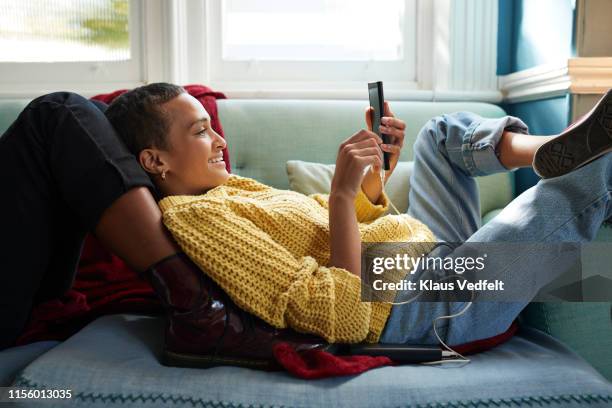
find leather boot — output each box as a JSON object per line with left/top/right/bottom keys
{"left": 144, "top": 253, "right": 330, "bottom": 370}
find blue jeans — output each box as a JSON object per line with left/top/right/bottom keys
{"left": 380, "top": 112, "right": 612, "bottom": 345}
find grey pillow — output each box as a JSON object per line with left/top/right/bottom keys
{"left": 286, "top": 160, "right": 413, "bottom": 214}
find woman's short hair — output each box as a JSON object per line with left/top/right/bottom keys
{"left": 105, "top": 82, "right": 185, "bottom": 155}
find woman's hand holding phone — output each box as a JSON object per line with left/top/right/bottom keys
{"left": 361, "top": 101, "right": 406, "bottom": 203}
{"left": 364, "top": 101, "right": 406, "bottom": 180}
{"left": 328, "top": 129, "right": 383, "bottom": 276}
{"left": 327, "top": 104, "right": 406, "bottom": 276}
{"left": 331, "top": 129, "right": 383, "bottom": 200}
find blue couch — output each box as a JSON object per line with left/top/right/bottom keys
{"left": 0, "top": 98, "right": 610, "bottom": 407}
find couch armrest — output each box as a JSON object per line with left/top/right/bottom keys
{"left": 521, "top": 303, "right": 612, "bottom": 382}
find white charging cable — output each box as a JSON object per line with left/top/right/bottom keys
{"left": 376, "top": 165, "right": 473, "bottom": 366}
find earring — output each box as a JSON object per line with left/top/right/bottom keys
{"left": 161, "top": 170, "right": 167, "bottom": 180}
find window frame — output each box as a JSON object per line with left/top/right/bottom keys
{"left": 0, "top": 0, "right": 501, "bottom": 102}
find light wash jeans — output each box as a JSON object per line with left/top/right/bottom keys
{"left": 380, "top": 112, "right": 612, "bottom": 346}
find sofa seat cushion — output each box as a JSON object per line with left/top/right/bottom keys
{"left": 0, "top": 341, "right": 59, "bottom": 386}
{"left": 12, "top": 314, "right": 612, "bottom": 408}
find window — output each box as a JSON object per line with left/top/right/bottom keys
{"left": 222, "top": 0, "right": 405, "bottom": 61}
{"left": 205, "top": 0, "right": 418, "bottom": 97}
{"left": 1, "top": 0, "right": 130, "bottom": 62}
{"left": 0, "top": 0, "right": 144, "bottom": 95}
{"left": 0, "top": 0, "right": 499, "bottom": 101}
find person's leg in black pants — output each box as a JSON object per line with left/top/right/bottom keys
{"left": 0, "top": 92, "right": 179, "bottom": 350}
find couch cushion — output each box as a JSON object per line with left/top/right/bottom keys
{"left": 0, "top": 99, "right": 30, "bottom": 136}
{"left": 287, "top": 159, "right": 513, "bottom": 217}
{"left": 12, "top": 314, "right": 612, "bottom": 408}
{"left": 0, "top": 341, "right": 59, "bottom": 386}
{"left": 218, "top": 100, "right": 513, "bottom": 211}
{"left": 287, "top": 160, "right": 413, "bottom": 215}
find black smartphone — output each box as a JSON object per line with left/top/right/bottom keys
{"left": 348, "top": 344, "right": 443, "bottom": 363}
{"left": 368, "top": 81, "right": 390, "bottom": 170}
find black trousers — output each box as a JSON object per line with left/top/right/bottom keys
{"left": 0, "top": 92, "right": 154, "bottom": 350}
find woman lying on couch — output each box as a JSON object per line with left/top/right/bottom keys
{"left": 1, "top": 83, "right": 611, "bottom": 369}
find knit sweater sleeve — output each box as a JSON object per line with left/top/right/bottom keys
{"left": 159, "top": 196, "right": 391, "bottom": 344}
{"left": 309, "top": 187, "right": 389, "bottom": 223}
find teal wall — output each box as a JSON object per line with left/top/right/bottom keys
{"left": 498, "top": 0, "right": 575, "bottom": 74}
{"left": 497, "top": 0, "right": 576, "bottom": 194}
{"left": 502, "top": 96, "right": 571, "bottom": 194}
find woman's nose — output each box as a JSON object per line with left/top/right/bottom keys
{"left": 214, "top": 132, "right": 227, "bottom": 150}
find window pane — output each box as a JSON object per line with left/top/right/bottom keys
{"left": 222, "top": 0, "right": 405, "bottom": 61}
{"left": 0, "top": 0, "right": 130, "bottom": 62}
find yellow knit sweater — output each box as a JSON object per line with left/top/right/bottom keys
{"left": 159, "top": 175, "right": 435, "bottom": 343}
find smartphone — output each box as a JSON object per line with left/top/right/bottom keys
{"left": 368, "top": 81, "right": 391, "bottom": 170}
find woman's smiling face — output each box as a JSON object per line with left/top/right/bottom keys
{"left": 139, "top": 93, "right": 230, "bottom": 196}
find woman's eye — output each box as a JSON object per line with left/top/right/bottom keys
{"left": 197, "top": 129, "right": 208, "bottom": 136}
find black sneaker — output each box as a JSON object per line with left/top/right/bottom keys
{"left": 533, "top": 89, "right": 612, "bottom": 178}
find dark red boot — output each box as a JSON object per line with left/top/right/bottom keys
{"left": 144, "top": 253, "right": 330, "bottom": 370}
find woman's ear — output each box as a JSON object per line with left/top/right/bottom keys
{"left": 139, "top": 148, "right": 166, "bottom": 176}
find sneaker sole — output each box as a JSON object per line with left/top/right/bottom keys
{"left": 533, "top": 90, "right": 612, "bottom": 178}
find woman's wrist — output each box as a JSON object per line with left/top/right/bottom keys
{"left": 360, "top": 169, "right": 383, "bottom": 204}
{"left": 328, "top": 190, "right": 361, "bottom": 276}
{"left": 329, "top": 189, "right": 356, "bottom": 204}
